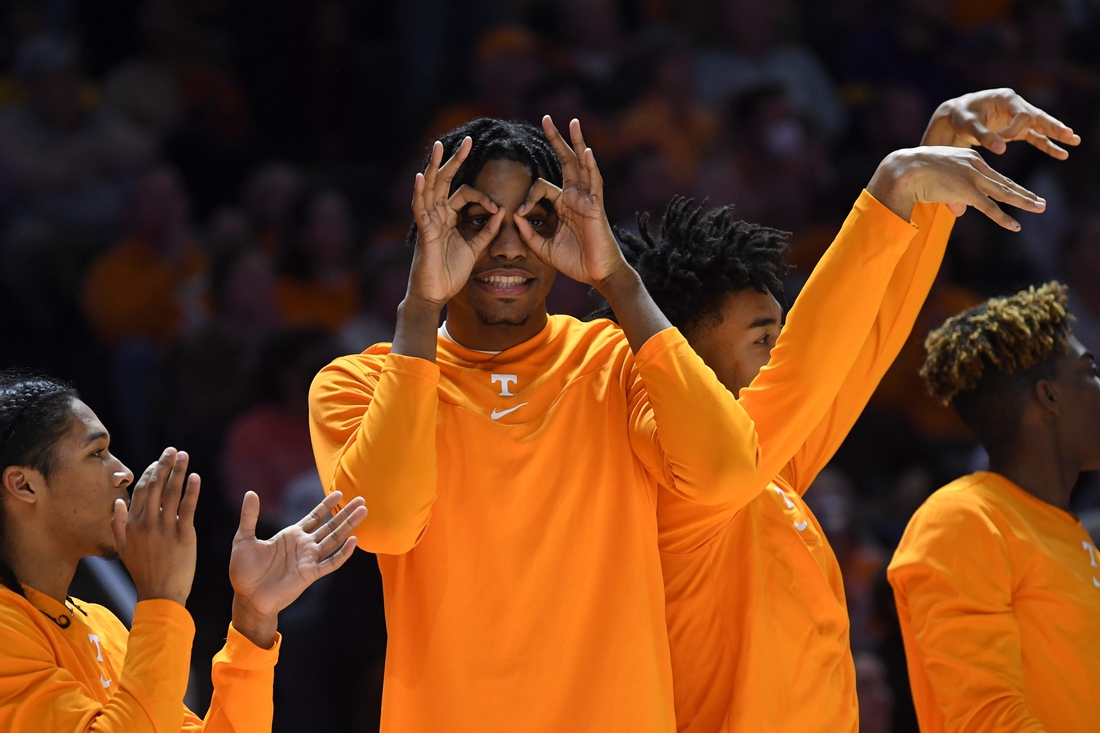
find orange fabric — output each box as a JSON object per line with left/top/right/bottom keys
{"left": 888, "top": 472, "right": 1100, "bottom": 733}
{"left": 659, "top": 196, "right": 956, "bottom": 733}
{"left": 0, "top": 586, "right": 280, "bottom": 732}
{"left": 276, "top": 274, "right": 358, "bottom": 332}
{"left": 82, "top": 237, "right": 207, "bottom": 348}
{"left": 308, "top": 319, "right": 762, "bottom": 732}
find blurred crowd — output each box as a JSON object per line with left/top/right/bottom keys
{"left": 2, "top": 0, "right": 1100, "bottom": 731}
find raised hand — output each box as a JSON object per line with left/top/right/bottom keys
{"left": 409, "top": 137, "right": 506, "bottom": 307}
{"left": 228, "top": 490, "right": 367, "bottom": 648}
{"left": 513, "top": 116, "right": 627, "bottom": 288}
{"left": 922, "top": 88, "right": 1080, "bottom": 159}
{"left": 867, "top": 146, "right": 1046, "bottom": 229}
{"left": 112, "top": 447, "right": 200, "bottom": 606}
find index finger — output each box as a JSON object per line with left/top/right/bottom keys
{"left": 140, "top": 447, "right": 176, "bottom": 521}
{"left": 434, "top": 136, "right": 473, "bottom": 201}
{"left": 160, "top": 450, "right": 190, "bottom": 520}
{"left": 542, "top": 115, "right": 581, "bottom": 182}
{"left": 298, "top": 490, "right": 344, "bottom": 533}
{"left": 128, "top": 460, "right": 157, "bottom": 520}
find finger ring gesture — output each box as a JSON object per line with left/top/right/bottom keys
{"left": 514, "top": 116, "right": 628, "bottom": 288}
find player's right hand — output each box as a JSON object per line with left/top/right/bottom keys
{"left": 408, "top": 137, "right": 506, "bottom": 308}
{"left": 111, "top": 447, "right": 199, "bottom": 607}
{"left": 867, "top": 145, "right": 1046, "bottom": 230}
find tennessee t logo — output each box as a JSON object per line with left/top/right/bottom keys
{"left": 491, "top": 374, "right": 518, "bottom": 396}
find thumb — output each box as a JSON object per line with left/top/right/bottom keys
{"left": 964, "top": 117, "right": 1006, "bottom": 154}
{"left": 237, "top": 491, "right": 260, "bottom": 541}
{"left": 112, "top": 499, "right": 128, "bottom": 556}
{"left": 946, "top": 202, "right": 968, "bottom": 217}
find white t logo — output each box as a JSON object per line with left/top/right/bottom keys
{"left": 491, "top": 374, "right": 518, "bottom": 397}
{"left": 88, "top": 634, "right": 104, "bottom": 662}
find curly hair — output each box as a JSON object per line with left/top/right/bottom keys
{"left": 406, "top": 118, "right": 563, "bottom": 247}
{"left": 593, "top": 196, "right": 790, "bottom": 333}
{"left": 922, "top": 282, "right": 1072, "bottom": 405}
{"left": 0, "top": 370, "right": 80, "bottom": 597}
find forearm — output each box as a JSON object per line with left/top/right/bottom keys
{"left": 739, "top": 190, "right": 919, "bottom": 486}
{"left": 309, "top": 356, "right": 439, "bottom": 555}
{"left": 391, "top": 297, "right": 442, "bottom": 363}
{"left": 190, "top": 623, "right": 280, "bottom": 733}
{"left": 782, "top": 201, "right": 955, "bottom": 491}
{"left": 597, "top": 266, "right": 672, "bottom": 354}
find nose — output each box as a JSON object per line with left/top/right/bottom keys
{"left": 113, "top": 459, "right": 135, "bottom": 491}
{"left": 486, "top": 213, "right": 529, "bottom": 260}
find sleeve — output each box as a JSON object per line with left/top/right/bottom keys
{"left": 780, "top": 201, "right": 956, "bottom": 494}
{"left": 887, "top": 498, "right": 1046, "bottom": 733}
{"left": 627, "top": 328, "right": 761, "bottom": 506}
{"left": 656, "top": 192, "right": 922, "bottom": 552}
{"left": 308, "top": 351, "right": 440, "bottom": 555}
{"left": 0, "top": 599, "right": 195, "bottom": 733}
{"left": 182, "top": 625, "right": 281, "bottom": 733}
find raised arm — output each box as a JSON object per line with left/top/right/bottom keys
{"left": 888, "top": 498, "right": 1046, "bottom": 733}
{"left": 184, "top": 491, "right": 365, "bottom": 732}
{"left": 781, "top": 89, "right": 1077, "bottom": 493}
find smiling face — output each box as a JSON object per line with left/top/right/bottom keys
{"left": 686, "top": 288, "right": 783, "bottom": 395}
{"left": 3, "top": 400, "right": 135, "bottom": 560}
{"left": 445, "top": 158, "right": 560, "bottom": 350}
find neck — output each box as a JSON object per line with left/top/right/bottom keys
{"left": 987, "top": 434, "right": 1079, "bottom": 511}
{"left": 444, "top": 303, "right": 549, "bottom": 352}
{"left": 4, "top": 526, "right": 81, "bottom": 604}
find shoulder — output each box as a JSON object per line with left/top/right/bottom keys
{"left": 890, "top": 474, "right": 1008, "bottom": 572}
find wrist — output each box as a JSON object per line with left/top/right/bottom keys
{"left": 867, "top": 149, "right": 921, "bottom": 222}
{"left": 135, "top": 586, "right": 190, "bottom": 607}
{"left": 231, "top": 594, "right": 278, "bottom": 650}
{"left": 594, "top": 261, "right": 641, "bottom": 303}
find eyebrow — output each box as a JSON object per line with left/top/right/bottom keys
{"left": 83, "top": 431, "right": 109, "bottom": 446}
{"left": 749, "top": 317, "right": 779, "bottom": 329}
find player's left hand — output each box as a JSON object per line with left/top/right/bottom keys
{"left": 514, "top": 115, "right": 628, "bottom": 288}
{"left": 922, "top": 88, "right": 1081, "bottom": 159}
{"left": 228, "top": 490, "right": 367, "bottom": 647}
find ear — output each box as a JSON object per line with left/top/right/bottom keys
{"left": 1034, "top": 379, "right": 1061, "bottom": 417}
{"left": 1, "top": 466, "right": 41, "bottom": 506}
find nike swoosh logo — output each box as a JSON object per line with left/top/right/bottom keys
{"left": 491, "top": 403, "right": 529, "bottom": 420}
{"left": 794, "top": 520, "right": 808, "bottom": 531}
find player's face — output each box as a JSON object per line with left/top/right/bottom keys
{"left": 687, "top": 289, "right": 783, "bottom": 396}
{"left": 1056, "top": 335, "right": 1100, "bottom": 471}
{"left": 29, "top": 401, "right": 134, "bottom": 558}
{"left": 447, "top": 159, "right": 558, "bottom": 330}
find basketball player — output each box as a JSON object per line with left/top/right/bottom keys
{"left": 0, "top": 372, "right": 367, "bottom": 731}
{"left": 889, "top": 282, "right": 1100, "bottom": 732}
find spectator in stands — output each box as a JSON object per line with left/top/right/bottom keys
{"left": 277, "top": 187, "right": 359, "bottom": 331}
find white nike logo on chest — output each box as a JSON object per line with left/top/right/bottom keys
{"left": 491, "top": 403, "right": 528, "bottom": 420}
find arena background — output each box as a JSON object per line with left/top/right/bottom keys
{"left": 1, "top": 0, "right": 1099, "bottom": 730}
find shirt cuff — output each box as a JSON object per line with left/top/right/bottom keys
{"left": 219, "top": 623, "right": 282, "bottom": 669}
{"left": 857, "top": 188, "right": 923, "bottom": 231}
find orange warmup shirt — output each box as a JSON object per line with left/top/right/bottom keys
{"left": 309, "top": 316, "right": 763, "bottom": 732}
{"left": 659, "top": 194, "right": 956, "bottom": 733}
{"left": 0, "top": 585, "right": 280, "bottom": 732}
{"left": 888, "top": 472, "right": 1100, "bottom": 733}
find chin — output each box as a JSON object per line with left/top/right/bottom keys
{"left": 474, "top": 303, "right": 535, "bottom": 327}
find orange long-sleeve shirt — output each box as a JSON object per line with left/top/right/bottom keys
{"left": 888, "top": 472, "right": 1100, "bottom": 733}
{"left": 309, "top": 318, "right": 762, "bottom": 732}
{"left": 659, "top": 194, "right": 956, "bottom": 733}
{"left": 0, "top": 585, "right": 280, "bottom": 733}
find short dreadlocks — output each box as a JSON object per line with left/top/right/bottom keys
{"left": 596, "top": 196, "right": 790, "bottom": 334}
{"left": 922, "top": 282, "right": 1073, "bottom": 446}
{"left": 406, "top": 118, "right": 563, "bottom": 247}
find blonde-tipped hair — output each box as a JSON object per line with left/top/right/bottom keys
{"left": 922, "top": 282, "right": 1073, "bottom": 405}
